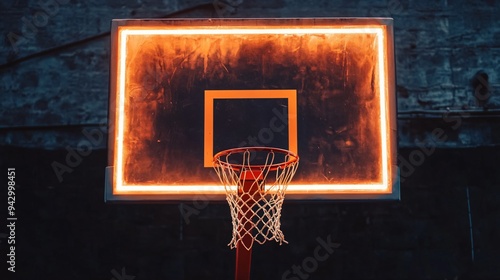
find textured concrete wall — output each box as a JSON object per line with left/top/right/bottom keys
{"left": 1, "top": 0, "right": 500, "bottom": 148}
{"left": 1, "top": 1, "right": 500, "bottom": 279}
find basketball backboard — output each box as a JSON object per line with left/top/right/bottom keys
{"left": 105, "top": 18, "right": 399, "bottom": 201}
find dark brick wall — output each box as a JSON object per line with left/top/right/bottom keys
{"left": 1, "top": 0, "right": 500, "bottom": 279}
{"left": 1, "top": 0, "right": 500, "bottom": 148}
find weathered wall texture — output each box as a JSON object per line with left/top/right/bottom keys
{"left": 1, "top": 0, "right": 500, "bottom": 148}
{"left": 1, "top": 1, "right": 500, "bottom": 279}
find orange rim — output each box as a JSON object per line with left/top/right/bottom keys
{"left": 213, "top": 146, "right": 299, "bottom": 171}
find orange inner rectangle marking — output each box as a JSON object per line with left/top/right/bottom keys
{"left": 204, "top": 89, "right": 298, "bottom": 167}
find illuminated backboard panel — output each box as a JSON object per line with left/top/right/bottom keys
{"left": 105, "top": 18, "right": 399, "bottom": 201}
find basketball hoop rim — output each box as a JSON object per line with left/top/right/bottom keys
{"left": 213, "top": 146, "right": 299, "bottom": 172}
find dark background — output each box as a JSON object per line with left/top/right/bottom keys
{"left": 1, "top": 0, "right": 500, "bottom": 279}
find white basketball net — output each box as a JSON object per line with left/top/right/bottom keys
{"left": 213, "top": 148, "right": 299, "bottom": 251}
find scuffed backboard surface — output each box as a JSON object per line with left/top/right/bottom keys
{"left": 122, "top": 31, "right": 381, "bottom": 185}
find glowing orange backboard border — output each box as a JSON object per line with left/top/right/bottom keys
{"left": 105, "top": 18, "right": 399, "bottom": 201}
